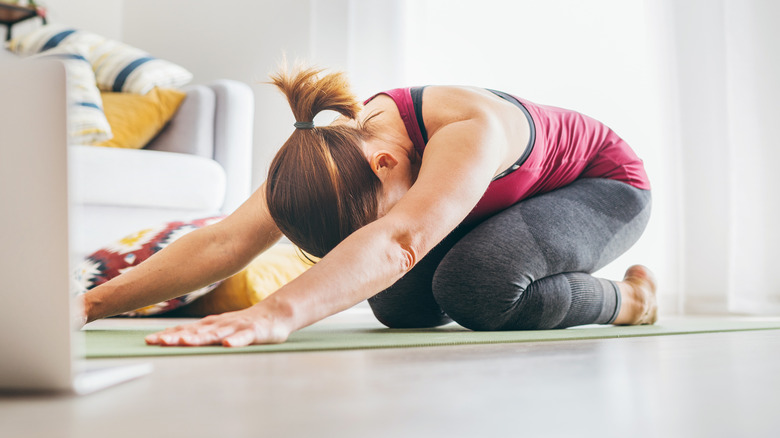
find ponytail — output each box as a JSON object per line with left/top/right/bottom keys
{"left": 265, "top": 64, "right": 382, "bottom": 258}
{"left": 269, "top": 64, "right": 362, "bottom": 125}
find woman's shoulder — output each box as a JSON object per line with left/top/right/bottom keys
{"left": 358, "top": 85, "right": 513, "bottom": 151}
{"left": 424, "top": 86, "right": 507, "bottom": 113}
{"left": 364, "top": 85, "right": 491, "bottom": 115}
{"left": 418, "top": 86, "right": 513, "bottom": 136}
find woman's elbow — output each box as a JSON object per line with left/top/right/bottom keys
{"left": 386, "top": 229, "right": 420, "bottom": 274}
{"left": 398, "top": 241, "right": 417, "bottom": 272}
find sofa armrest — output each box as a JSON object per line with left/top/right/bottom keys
{"left": 146, "top": 85, "right": 216, "bottom": 158}
{"left": 209, "top": 79, "right": 254, "bottom": 214}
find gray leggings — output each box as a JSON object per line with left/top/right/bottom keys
{"left": 368, "top": 178, "right": 652, "bottom": 330}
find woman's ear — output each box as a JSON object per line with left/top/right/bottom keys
{"left": 370, "top": 151, "right": 399, "bottom": 176}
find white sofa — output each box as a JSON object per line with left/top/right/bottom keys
{"left": 69, "top": 80, "right": 255, "bottom": 259}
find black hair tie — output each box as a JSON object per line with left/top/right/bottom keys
{"left": 294, "top": 121, "right": 315, "bottom": 129}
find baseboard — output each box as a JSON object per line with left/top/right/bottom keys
{"left": 682, "top": 295, "right": 730, "bottom": 315}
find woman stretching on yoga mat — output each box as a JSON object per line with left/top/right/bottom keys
{"left": 82, "top": 65, "right": 657, "bottom": 347}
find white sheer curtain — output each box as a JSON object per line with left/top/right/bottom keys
{"left": 654, "top": 0, "right": 780, "bottom": 314}
{"left": 336, "top": 0, "right": 780, "bottom": 315}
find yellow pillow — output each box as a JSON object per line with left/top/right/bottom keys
{"left": 179, "top": 244, "right": 314, "bottom": 316}
{"left": 95, "top": 87, "right": 186, "bottom": 149}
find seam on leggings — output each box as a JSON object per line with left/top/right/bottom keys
{"left": 607, "top": 280, "right": 622, "bottom": 324}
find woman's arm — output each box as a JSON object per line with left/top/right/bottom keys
{"left": 145, "top": 114, "right": 507, "bottom": 347}
{"left": 83, "top": 184, "right": 282, "bottom": 323}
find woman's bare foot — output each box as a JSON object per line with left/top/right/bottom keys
{"left": 612, "top": 265, "right": 658, "bottom": 325}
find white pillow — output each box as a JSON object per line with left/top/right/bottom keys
{"left": 33, "top": 45, "right": 113, "bottom": 145}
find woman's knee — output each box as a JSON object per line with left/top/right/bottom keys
{"left": 368, "top": 291, "right": 452, "bottom": 329}
{"left": 431, "top": 245, "right": 530, "bottom": 331}
{"left": 430, "top": 279, "right": 520, "bottom": 331}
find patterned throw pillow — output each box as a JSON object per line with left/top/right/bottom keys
{"left": 73, "top": 216, "right": 225, "bottom": 316}
{"left": 33, "top": 44, "right": 113, "bottom": 145}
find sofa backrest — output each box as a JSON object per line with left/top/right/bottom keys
{"left": 145, "top": 84, "right": 216, "bottom": 159}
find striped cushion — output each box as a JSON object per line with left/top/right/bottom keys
{"left": 7, "top": 24, "right": 105, "bottom": 56}
{"left": 8, "top": 25, "right": 193, "bottom": 95}
{"left": 91, "top": 40, "right": 193, "bottom": 95}
{"left": 33, "top": 45, "right": 113, "bottom": 145}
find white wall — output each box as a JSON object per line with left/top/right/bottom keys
{"left": 310, "top": 0, "right": 408, "bottom": 122}
{"left": 8, "top": 0, "right": 122, "bottom": 43}
{"left": 21, "top": 0, "right": 123, "bottom": 39}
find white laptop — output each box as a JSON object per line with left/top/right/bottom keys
{"left": 0, "top": 56, "right": 152, "bottom": 395}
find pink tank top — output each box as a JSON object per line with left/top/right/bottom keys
{"left": 365, "top": 87, "right": 650, "bottom": 222}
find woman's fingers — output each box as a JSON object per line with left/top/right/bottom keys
{"left": 222, "top": 329, "right": 257, "bottom": 347}
{"left": 179, "top": 329, "right": 223, "bottom": 346}
{"left": 143, "top": 309, "right": 282, "bottom": 347}
{"left": 149, "top": 324, "right": 231, "bottom": 346}
{"left": 145, "top": 318, "right": 216, "bottom": 344}
{"left": 145, "top": 323, "right": 212, "bottom": 346}
{"left": 144, "top": 314, "right": 209, "bottom": 344}
{"left": 142, "top": 306, "right": 291, "bottom": 347}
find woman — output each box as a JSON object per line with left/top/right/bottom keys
{"left": 81, "top": 65, "right": 656, "bottom": 347}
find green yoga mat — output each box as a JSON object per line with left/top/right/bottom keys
{"left": 84, "top": 317, "right": 780, "bottom": 358}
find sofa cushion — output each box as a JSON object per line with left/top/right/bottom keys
{"left": 95, "top": 87, "right": 186, "bottom": 149}
{"left": 69, "top": 145, "right": 226, "bottom": 211}
{"left": 73, "top": 216, "right": 225, "bottom": 316}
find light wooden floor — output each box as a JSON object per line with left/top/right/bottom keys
{"left": 2, "top": 313, "right": 780, "bottom": 438}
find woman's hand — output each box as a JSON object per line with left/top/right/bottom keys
{"left": 144, "top": 306, "right": 291, "bottom": 347}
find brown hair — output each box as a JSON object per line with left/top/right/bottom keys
{"left": 266, "top": 65, "right": 382, "bottom": 258}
